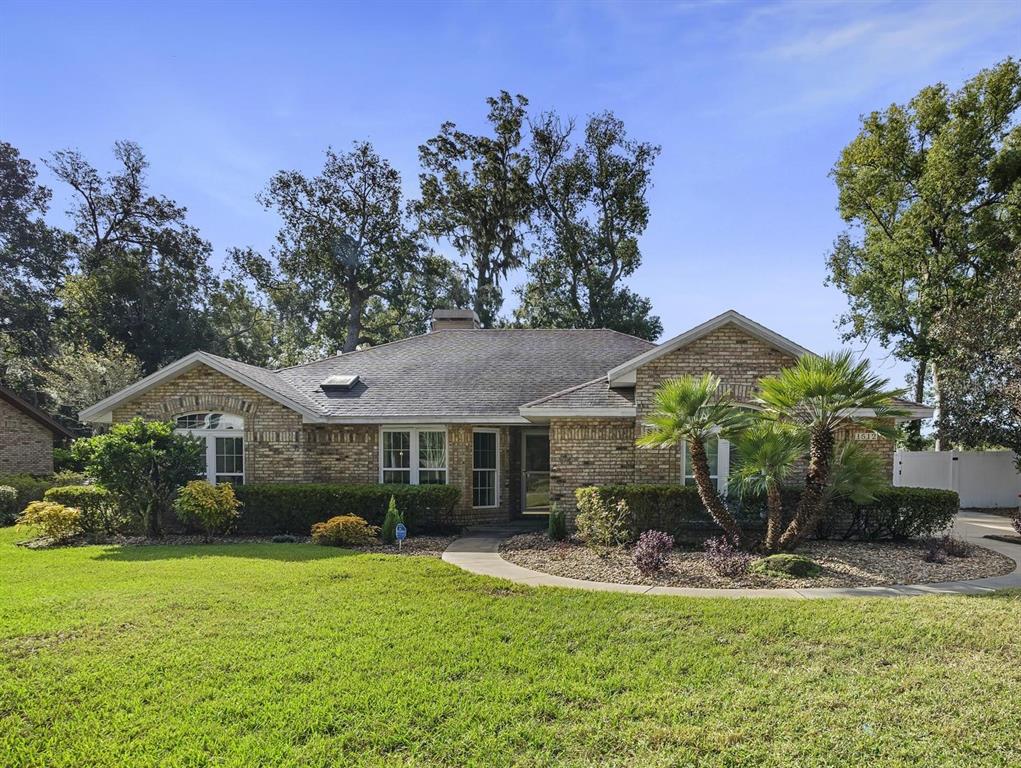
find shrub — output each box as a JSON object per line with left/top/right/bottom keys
{"left": 824, "top": 487, "right": 959, "bottom": 541}
{"left": 924, "top": 542, "right": 949, "bottom": 564}
{"left": 634, "top": 530, "right": 674, "bottom": 576}
{"left": 44, "top": 485, "right": 128, "bottom": 538}
{"left": 576, "top": 484, "right": 767, "bottom": 541}
{"left": 928, "top": 534, "right": 973, "bottom": 559}
{"left": 173, "top": 481, "right": 242, "bottom": 542}
{"left": 72, "top": 419, "right": 204, "bottom": 538}
{"left": 17, "top": 501, "right": 82, "bottom": 542}
{"left": 0, "top": 486, "right": 16, "bottom": 525}
{"left": 703, "top": 536, "right": 753, "bottom": 577}
{"left": 576, "top": 496, "right": 634, "bottom": 550}
{"left": 232, "top": 483, "right": 460, "bottom": 535}
{"left": 0, "top": 472, "right": 87, "bottom": 523}
{"left": 271, "top": 534, "right": 298, "bottom": 543}
{"left": 311, "top": 515, "right": 380, "bottom": 546}
{"left": 547, "top": 503, "right": 567, "bottom": 542}
{"left": 750, "top": 553, "right": 821, "bottom": 578}
{"left": 380, "top": 495, "right": 402, "bottom": 544}
{"left": 53, "top": 446, "right": 87, "bottom": 473}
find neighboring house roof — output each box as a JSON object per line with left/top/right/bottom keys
{"left": 607, "top": 309, "right": 813, "bottom": 386}
{"left": 0, "top": 385, "right": 74, "bottom": 439}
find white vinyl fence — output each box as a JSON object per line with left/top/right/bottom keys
{"left": 894, "top": 450, "right": 1021, "bottom": 509}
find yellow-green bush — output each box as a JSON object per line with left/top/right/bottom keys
{"left": 18, "top": 501, "right": 82, "bottom": 542}
{"left": 311, "top": 515, "right": 379, "bottom": 547}
{"left": 173, "top": 481, "right": 242, "bottom": 542}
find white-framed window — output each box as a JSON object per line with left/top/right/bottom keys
{"left": 173, "top": 412, "right": 245, "bottom": 485}
{"left": 380, "top": 427, "right": 448, "bottom": 485}
{"left": 472, "top": 429, "right": 499, "bottom": 508}
{"left": 681, "top": 436, "right": 732, "bottom": 493}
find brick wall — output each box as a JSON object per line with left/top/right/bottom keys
{"left": 549, "top": 418, "right": 635, "bottom": 522}
{"left": 112, "top": 365, "right": 308, "bottom": 483}
{"left": 108, "top": 363, "right": 514, "bottom": 524}
{"left": 0, "top": 399, "right": 54, "bottom": 475}
{"left": 634, "top": 325, "right": 798, "bottom": 484}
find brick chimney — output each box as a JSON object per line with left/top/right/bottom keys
{"left": 430, "top": 308, "right": 482, "bottom": 331}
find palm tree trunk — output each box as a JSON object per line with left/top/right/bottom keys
{"left": 778, "top": 426, "right": 834, "bottom": 549}
{"left": 764, "top": 483, "right": 784, "bottom": 553}
{"left": 689, "top": 438, "right": 745, "bottom": 546}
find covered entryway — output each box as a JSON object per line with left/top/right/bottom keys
{"left": 521, "top": 428, "right": 550, "bottom": 514}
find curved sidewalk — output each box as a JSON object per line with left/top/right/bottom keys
{"left": 442, "top": 515, "right": 1021, "bottom": 599}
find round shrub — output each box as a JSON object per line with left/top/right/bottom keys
{"left": 173, "top": 481, "right": 242, "bottom": 542}
{"left": 750, "top": 554, "right": 821, "bottom": 578}
{"left": 18, "top": 501, "right": 82, "bottom": 543}
{"left": 311, "top": 515, "right": 380, "bottom": 547}
{"left": 634, "top": 530, "right": 674, "bottom": 576}
{"left": 44, "top": 485, "right": 127, "bottom": 538}
{"left": 703, "top": 536, "right": 753, "bottom": 577}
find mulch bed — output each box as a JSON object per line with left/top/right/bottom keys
{"left": 500, "top": 533, "right": 1017, "bottom": 589}
{"left": 17, "top": 533, "right": 456, "bottom": 558}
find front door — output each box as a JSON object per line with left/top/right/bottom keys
{"left": 522, "top": 430, "right": 550, "bottom": 513}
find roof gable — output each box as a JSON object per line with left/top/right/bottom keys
{"left": 78, "top": 351, "right": 325, "bottom": 424}
{"left": 607, "top": 310, "right": 813, "bottom": 385}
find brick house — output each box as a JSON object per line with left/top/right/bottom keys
{"left": 1, "top": 385, "right": 74, "bottom": 475}
{"left": 80, "top": 310, "right": 933, "bottom": 526}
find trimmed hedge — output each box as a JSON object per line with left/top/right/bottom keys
{"left": 575, "top": 484, "right": 769, "bottom": 541}
{"left": 43, "top": 485, "right": 129, "bottom": 536}
{"left": 0, "top": 472, "right": 87, "bottom": 524}
{"left": 576, "top": 484, "right": 959, "bottom": 542}
{"left": 232, "top": 483, "right": 461, "bottom": 535}
{"left": 823, "top": 487, "right": 960, "bottom": 541}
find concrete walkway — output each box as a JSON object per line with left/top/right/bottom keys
{"left": 442, "top": 513, "right": 1021, "bottom": 599}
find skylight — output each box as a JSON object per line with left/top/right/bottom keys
{"left": 321, "top": 374, "right": 360, "bottom": 391}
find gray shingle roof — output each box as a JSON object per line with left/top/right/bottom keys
{"left": 520, "top": 377, "right": 636, "bottom": 410}
{"left": 273, "top": 329, "right": 654, "bottom": 418}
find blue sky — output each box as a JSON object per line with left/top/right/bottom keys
{"left": 2, "top": 0, "right": 1019, "bottom": 386}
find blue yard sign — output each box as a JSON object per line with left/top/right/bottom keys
{"left": 395, "top": 523, "right": 407, "bottom": 550}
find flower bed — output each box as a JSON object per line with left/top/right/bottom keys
{"left": 500, "top": 533, "right": 1015, "bottom": 589}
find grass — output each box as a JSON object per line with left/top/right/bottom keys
{"left": 1, "top": 527, "right": 1019, "bottom": 767}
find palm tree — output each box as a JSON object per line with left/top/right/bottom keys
{"left": 637, "top": 374, "right": 752, "bottom": 545}
{"left": 730, "top": 421, "right": 807, "bottom": 552}
{"left": 756, "top": 352, "right": 906, "bottom": 549}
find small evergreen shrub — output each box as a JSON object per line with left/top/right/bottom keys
{"left": 44, "top": 485, "right": 127, "bottom": 537}
{"left": 174, "top": 481, "right": 242, "bottom": 542}
{"left": 311, "top": 515, "right": 380, "bottom": 546}
{"left": 703, "top": 536, "right": 753, "bottom": 577}
{"left": 0, "top": 486, "right": 17, "bottom": 525}
{"left": 271, "top": 534, "right": 298, "bottom": 543}
{"left": 18, "top": 501, "right": 82, "bottom": 542}
{"left": 750, "top": 554, "right": 821, "bottom": 578}
{"left": 825, "top": 487, "right": 960, "bottom": 540}
{"left": 633, "top": 530, "right": 674, "bottom": 576}
{"left": 381, "top": 495, "right": 402, "bottom": 544}
{"left": 547, "top": 503, "right": 567, "bottom": 541}
{"left": 576, "top": 496, "right": 634, "bottom": 550}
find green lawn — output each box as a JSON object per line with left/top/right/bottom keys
{"left": 1, "top": 527, "right": 1019, "bottom": 767}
